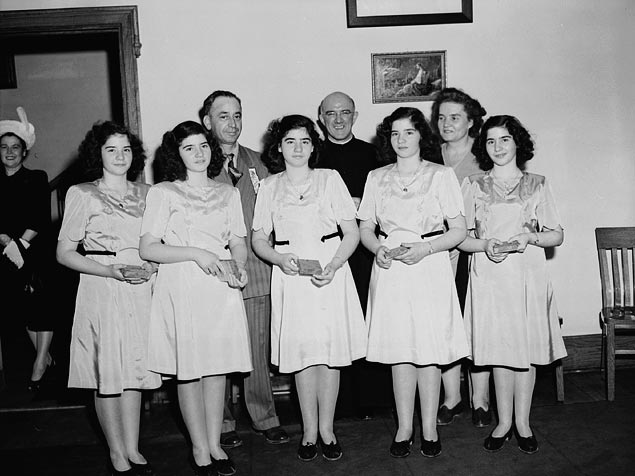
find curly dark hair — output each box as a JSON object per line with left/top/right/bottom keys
{"left": 153, "top": 121, "right": 224, "bottom": 182}
{"left": 473, "top": 115, "right": 535, "bottom": 170}
{"left": 376, "top": 107, "right": 440, "bottom": 164}
{"left": 430, "top": 87, "right": 487, "bottom": 140}
{"left": 77, "top": 121, "right": 146, "bottom": 181}
{"left": 261, "top": 115, "right": 322, "bottom": 174}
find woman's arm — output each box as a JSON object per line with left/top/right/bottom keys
{"left": 510, "top": 227, "right": 564, "bottom": 252}
{"left": 139, "top": 233, "right": 220, "bottom": 276}
{"left": 360, "top": 219, "right": 392, "bottom": 269}
{"left": 398, "top": 214, "right": 467, "bottom": 265}
{"left": 227, "top": 234, "right": 248, "bottom": 288}
{"left": 252, "top": 229, "right": 299, "bottom": 275}
{"left": 56, "top": 238, "right": 124, "bottom": 280}
{"left": 312, "top": 218, "right": 359, "bottom": 287}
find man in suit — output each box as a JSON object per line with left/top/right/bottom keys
{"left": 317, "top": 91, "right": 392, "bottom": 420}
{"left": 200, "top": 90, "right": 289, "bottom": 447}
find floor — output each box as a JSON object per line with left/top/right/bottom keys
{"left": 1, "top": 362, "right": 635, "bottom": 476}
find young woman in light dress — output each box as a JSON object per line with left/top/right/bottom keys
{"left": 460, "top": 115, "right": 566, "bottom": 454}
{"left": 57, "top": 121, "right": 161, "bottom": 475}
{"left": 358, "top": 107, "right": 469, "bottom": 459}
{"left": 251, "top": 114, "right": 366, "bottom": 463}
{"left": 139, "top": 121, "right": 251, "bottom": 476}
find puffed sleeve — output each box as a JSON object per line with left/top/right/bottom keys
{"left": 140, "top": 185, "right": 170, "bottom": 240}
{"left": 327, "top": 170, "right": 357, "bottom": 222}
{"left": 58, "top": 185, "right": 88, "bottom": 243}
{"left": 438, "top": 167, "right": 464, "bottom": 219}
{"left": 229, "top": 187, "right": 247, "bottom": 238}
{"left": 252, "top": 178, "right": 274, "bottom": 235}
{"left": 461, "top": 177, "right": 477, "bottom": 230}
{"left": 356, "top": 170, "right": 377, "bottom": 224}
{"left": 537, "top": 177, "right": 563, "bottom": 231}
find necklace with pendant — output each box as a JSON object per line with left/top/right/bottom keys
{"left": 492, "top": 172, "right": 522, "bottom": 196}
{"left": 396, "top": 163, "right": 422, "bottom": 192}
{"left": 285, "top": 170, "right": 312, "bottom": 201}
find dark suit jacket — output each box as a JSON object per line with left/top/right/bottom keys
{"left": 215, "top": 144, "right": 271, "bottom": 299}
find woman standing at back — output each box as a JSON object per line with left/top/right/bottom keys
{"left": 430, "top": 87, "right": 492, "bottom": 428}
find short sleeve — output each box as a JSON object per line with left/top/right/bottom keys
{"left": 327, "top": 171, "right": 357, "bottom": 222}
{"left": 229, "top": 188, "right": 247, "bottom": 237}
{"left": 438, "top": 167, "right": 464, "bottom": 219}
{"left": 537, "top": 177, "right": 562, "bottom": 231}
{"left": 58, "top": 185, "right": 88, "bottom": 242}
{"left": 357, "top": 171, "right": 377, "bottom": 224}
{"left": 140, "top": 185, "right": 171, "bottom": 240}
{"left": 461, "top": 177, "right": 477, "bottom": 230}
{"left": 252, "top": 178, "right": 274, "bottom": 235}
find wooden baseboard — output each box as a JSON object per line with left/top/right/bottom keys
{"left": 562, "top": 333, "right": 635, "bottom": 371}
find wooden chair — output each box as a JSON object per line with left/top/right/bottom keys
{"left": 595, "top": 227, "right": 635, "bottom": 401}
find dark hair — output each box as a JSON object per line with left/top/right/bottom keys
{"left": 473, "top": 115, "right": 535, "bottom": 170}
{"left": 153, "top": 121, "right": 224, "bottom": 182}
{"left": 77, "top": 121, "right": 146, "bottom": 181}
{"left": 430, "top": 87, "right": 487, "bottom": 140}
{"left": 262, "top": 115, "right": 322, "bottom": 174}
{"left": 376, "top": 107, "right": 440, "bottom": 164}
{"left": 198, "top": 90, "right": 242, "bottom": 125}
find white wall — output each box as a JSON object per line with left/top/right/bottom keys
{"left": 3, "top": 0, "right": 635, "bottom": 337}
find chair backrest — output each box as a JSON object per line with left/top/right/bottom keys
{"left": 595, "top": 227, "right": 635, "bottom": 310}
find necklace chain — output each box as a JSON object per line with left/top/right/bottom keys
{"left": 396, "top": 163, "right": 422, "bottom": 192}
{"left": 491, "top": 171, "right": 523, "bottom": 195}
{"left": 285, "top": 170, "right": 312, "bottom": 201}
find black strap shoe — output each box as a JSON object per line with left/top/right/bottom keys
{"left": 220, "top": 431, "right": 243, "bottom": 449}
{"left": 297, "top": 441, "right": 318, "bottom": 461}
{"left": 389, "top": 434, "right": 414, "bottom": 458}
{"left": 436, "top": 401, "right": 464, "bottom": 425}
{"left": 517, "top": 434, "right": 539, "bottom": 454}
{"left": 420, "top": 437, "right": 442, "bottom": 457}
{"left": 320, "top": 438, "right": 342, "bottom": 461}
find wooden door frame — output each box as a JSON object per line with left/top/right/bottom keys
{"left": 0, "top": 6, "right": 142, "bottom": 136}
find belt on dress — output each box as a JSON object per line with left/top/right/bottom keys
{"left": 274, "top": 230, "right": 342, "bottom": 246}
{"left": 378, "top": 229, "right": 444, "bottom": 239}
{"left": 84, "top": 250, "right": 116, "bottom": 256}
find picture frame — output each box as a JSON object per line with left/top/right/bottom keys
{"left": 371, "top": 50, "right": 446, "bottom": 103}
{"left": 346, "top": 0, "right": 472, "bottom": 28}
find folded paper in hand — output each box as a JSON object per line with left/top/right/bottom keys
{"left": 297, "top": 259, "right": 323, "bottom": 276}
{"left": 493, "top": 240, "right": 520, "bottom": 253}
{"left": 121, "top": 265, "right": 152, "bottom": 280}
{"left": 386, "top": 246, "right": 408, "bottom": 259}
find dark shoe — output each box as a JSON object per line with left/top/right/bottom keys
{"left": 27, "top": 379, "right": 41, "bottom": 392}
{"left": 220, "top": 431, "right": 243, "bottom": 449}
{"left": 211, "top": 456, "right": 236, "bottom": 476}
{"left": 389, "top": 434, "right": 414, "bottom": 458}
{"left": 192, "top": 462, "right": 214, "bottom": 476}
{"left": 257, "top": 426, "right": 290, "bottom": 444}
{"left": 436, "top": 401, "right": 463, "bottom": 425}
{"left": 297, "top": 441, "right": 318, "bottom": 462}
{"left": 320, "top": 438, "right": 342, "bottom": 461}
{"left": 517, "top": 434, "right": 539, "bottom": 454}
{"left": 483, "top": 428, "right": 513, "bottom": 452}
{"left": 472, "top": 407, "right": 493, "bottom": 428}
{"left": 128, "top": 460, "right": 155, "bottom": 476}
{"left": 420, "top": 437, "right": 442, "bottom": 458}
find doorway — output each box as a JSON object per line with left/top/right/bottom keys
{"left": 0, "top": 6, "right": 142, "bottom": 411}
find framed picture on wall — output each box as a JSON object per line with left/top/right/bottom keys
{"left": 371, "top": 50, "right": 446, "bottom": 103}
{"left": 346, "top": 0, "right": 472, "bottom": 28}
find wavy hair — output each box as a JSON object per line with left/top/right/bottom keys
{"left": 376, "top": 107, "right": 440, "bottom": 164}
{"left": 153, "top": 121, "right": 224, "bottom": 182}
{"left": 262, "top": 115, "right": 322, "bottom": 174}
{"left": 77, "top": 121, "right": 146, "bottom": 181}
{"left": 430, "top": 87, "right": 487, "bottom": 140}
{"left": 473, "top": 115, "right": 535, "bottom": 170}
